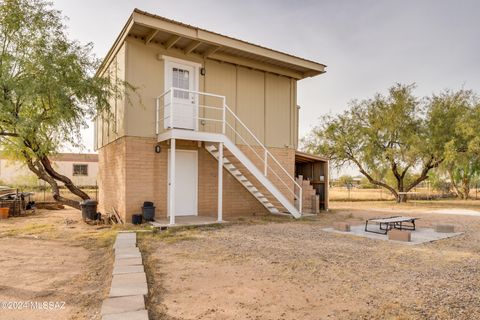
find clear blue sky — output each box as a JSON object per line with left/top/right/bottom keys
{"left": 53, "top": 0, "right": 480, "bottom": 176}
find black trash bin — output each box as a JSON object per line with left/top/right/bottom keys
{"left": 142, "top": 201, "right": 155, "bottom": 221}
{"left": 132, "top": 214, "right": 142, "bottom": 225}
{"left": 80, "top": 200, "right": 98, "bottom": 220}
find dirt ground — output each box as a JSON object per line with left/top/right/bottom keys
{"left": 0, "top": 208, "right": 116, "bottom": 320}
{"left": 139, "top": 200, "right": 480, "bottom": 320}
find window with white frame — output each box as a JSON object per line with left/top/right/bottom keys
{"left": 73, "top": 164, "right": 88, "bottom": 176}
{"left": 172, "top": 67, "right": 190, "bottom": 99}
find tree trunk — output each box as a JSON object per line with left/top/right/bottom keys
{"left": 461, "top": 176, "right": 471, "bottom": 200}
{"left": 397, "top": 193, "right": 407, "bottom": 203}
{"left": 25, "top": 157, "right": 82, "bottom": 210}
{"left": 397, "top": 179, "right": 407, "bottom": 203}
{"left": 448, "top": 169, "right": 465, "bottom": 199}
{"left": 40, "top": 156, "right": 90, "bottom": 200}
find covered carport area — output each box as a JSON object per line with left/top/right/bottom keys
{"left": 295, "top": 151, "right": 329, "bottom": 211}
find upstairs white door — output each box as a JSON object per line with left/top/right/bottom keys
{"left": 164, "top": 60, "right": 198, "bottom": 130}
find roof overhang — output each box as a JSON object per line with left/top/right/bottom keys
{"left": 295, "top": 150, "right": 329, "bottom": 163}
{"left": 97, "top": 9, "right": 326, "bottom": 79}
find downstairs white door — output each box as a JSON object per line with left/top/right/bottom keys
{"left": 167, "top": 149, "right": 198, "bottom": 216}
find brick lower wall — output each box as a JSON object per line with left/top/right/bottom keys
{"left": 97, "top": 136, "right": 295, "bottom": 222}
{"left": 98, "top": 138, "right": 126, "bottom": 219}
{"left": 237, "top": 145, "right": 296, "bottom": 202}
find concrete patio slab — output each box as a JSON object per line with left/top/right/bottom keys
{"left": 429, "top": 208, "right": 480, "bottom": 217}
{"left": 150, "top": 215, "right": 226, "bottom": 228}
{"left": 101, "top": 295, "right": 145, "bottom": 315}
{"left": 109, "top": 272, "right": 148, "bottom": 297}
{"left": 322, "top": 224, "right": 463, "bottom": 245}
{"left": 102, "top": 309, "right": 149, "bottom": 320}
{"left": 113, "top": 265, "right": 145, "bottom": 275}
{"left": 114, "top": 257, "right": 143, "bottom": 267}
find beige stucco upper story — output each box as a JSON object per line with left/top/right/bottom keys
{"left": 95, "top": 9, "right": 326, "bottom": 150}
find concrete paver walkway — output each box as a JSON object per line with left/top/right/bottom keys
{"left": 101, "top": 232, "right": 149, "bottom": 320}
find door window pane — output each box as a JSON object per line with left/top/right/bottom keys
{"left": 172, "top": 67, "right": 190, "bottom": 99}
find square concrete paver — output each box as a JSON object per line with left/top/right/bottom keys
{"left": 114, "top": 239, "right": 137, "bottom": 249}
{"left": 109, "top": 272, "right": 148, "bottom": 297}
{"left": 115, "top": 248, "right": 141, "bottom": 259}
{"left": 114, "top": 257, "right": 143, "bottom": 267}
{"left": 101, "top": 295, "right": 145, "bottom": 315}
{"left": 102, "top": 309, "right": 149, "bottom": 320}
{"left": 113, "top": 265, "right": 144, "bottom": 275}
{"left": 117, "top": 232, "right": 136, "bottom": 238}
{"left": 115, "top": 247, "right": 140, "bottom": 254}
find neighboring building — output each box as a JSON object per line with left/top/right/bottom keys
{"left": 0, "top": 153, "right": 98, "bottom": 187}
{"left": 95, "top": 9, "right": 328, "bottom": 223}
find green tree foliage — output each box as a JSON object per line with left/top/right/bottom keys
{"left": 303, "top": 84, "right": 459, "bottom": 202}
{"left": 0, "top": 0, "right": 125, "bottom": 209}
{"left": 337, "top": 175, "right": 354, "bottom": 187}
{"left": 427, "top": 171, "right": 451, "bottom": 195}
{"left": 436, "top": 90, "right": 480, "bottom": 199}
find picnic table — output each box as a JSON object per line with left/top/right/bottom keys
{"left": 365, "top": 216, "right": 418, "bottom": 235}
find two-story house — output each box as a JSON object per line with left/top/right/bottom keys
{"left": 95, "top": 9, "right": 328, "bottom": 224}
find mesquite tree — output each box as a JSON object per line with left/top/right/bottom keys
{"left": 303, "top": 84, "right": 461, "bottom": 203}
{"left": 0, "top": 0, "right": 123, "bottom": 209}
{"left": 436, "top": 90, "right": 480, "bottom": 199}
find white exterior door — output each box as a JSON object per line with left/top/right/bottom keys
{"left": 168, "top": 150, "right": 198, "bottom": 216}
{"left": 164, "top": 60, "right": 198, "bottom": 130}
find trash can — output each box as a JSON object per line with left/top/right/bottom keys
{"left": 132, "top": 214, "right": 142, "bottom": 225}
{"left": 80, "top": 200, "right": 98, "bottom": 220}
{"left": 142, "top": 201, "right": 155, "bottom": 221}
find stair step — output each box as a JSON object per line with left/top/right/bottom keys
{"left": 204, "top": 143, "right": 299, "bottom": 218}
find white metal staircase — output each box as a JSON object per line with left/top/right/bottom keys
{"left": 205, "top": 143, "right": 282, "bottom": 215}
{"left": 156, "top": 87, "right": 302, "bottom": 218}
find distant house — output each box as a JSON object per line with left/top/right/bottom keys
{"left": 95, "top": 9, "right": 328, "bottom": 224}
{"left": 0, "top": 153, "right": 98, "bottom": 187}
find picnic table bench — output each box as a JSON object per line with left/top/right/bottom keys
{"left": 365, "top": 216, "right": 418, "bottom": 235}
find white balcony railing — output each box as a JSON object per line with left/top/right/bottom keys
{"left": 156, "top": 87, "right": 302, "bottom": 213}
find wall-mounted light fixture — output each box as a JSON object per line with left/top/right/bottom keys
{"left": 155, "top": 145, "right": 161, "bottom": 153}
{"left": 200, "top": 67, "right": 206, "bottom": 76}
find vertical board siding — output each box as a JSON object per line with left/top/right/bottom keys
{"left": 204, "top": 60, "right": 237, "bottom": 138}
{"left": 265, "top": 73, "right": 291, "bottom": 148}
{"left": 116, "top": 44, "right": 126, "bottom": 137}
{"left": 236, "top": 67, "right": 265, "bottom": 145}
{"left": 96, "top": 38, "right": 300, "bottom": 150}
{"left": 125, "top": 40, "right": 163, "bottom": 138}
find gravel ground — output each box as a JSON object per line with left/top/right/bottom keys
{"left": 140, "top": 202, "right": 480, "bottom": 320}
